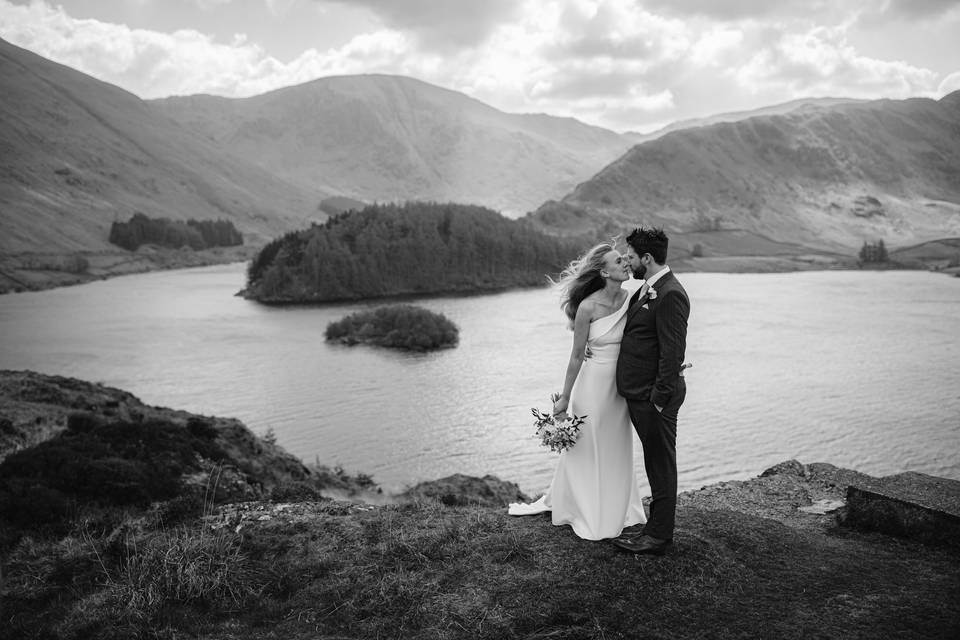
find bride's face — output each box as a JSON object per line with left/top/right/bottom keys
{"left": 602, "top": 250, "right": 630, "bottom": 281}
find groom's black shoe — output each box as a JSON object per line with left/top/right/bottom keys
{"left": 618, "top": 524, "right": 646, "bottom": 538}
{"left": 612, "top": 534, "right": 670, "bottom": 556}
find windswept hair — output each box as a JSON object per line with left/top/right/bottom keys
{"left": 552, "top": 241, "right": 617, "bottom": 326}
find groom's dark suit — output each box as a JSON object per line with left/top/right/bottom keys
{"left": 616, "top": 269, "right": 689, "bottom": 541}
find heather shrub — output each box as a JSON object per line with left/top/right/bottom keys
{"left": 0, "top": 418, "right": 230, "bottom": 532}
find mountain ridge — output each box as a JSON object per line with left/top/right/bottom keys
{"left": 3, "top": 37, "right": 959, "bottom": 280}
{"left": 531, "top": 91, "right": 960, "bottom": 254}
{"left": 149, "top": 73, "right": 636, "bottom": 217}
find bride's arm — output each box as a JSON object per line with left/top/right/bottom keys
{"left": 553, "top": 301, "right": 593, "bottom": 416}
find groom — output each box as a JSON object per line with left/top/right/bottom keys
{"left": 613, "top": 227, "right": 690, "bottom": 556}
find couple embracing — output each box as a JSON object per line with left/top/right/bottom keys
{"left": 509, "top": 226, "right": 690, "bottom": 556}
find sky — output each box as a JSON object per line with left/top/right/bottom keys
{"left": 1, "top": 0, "right": 959, "bottom": 133}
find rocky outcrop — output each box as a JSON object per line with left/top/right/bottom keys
{"left": 402, "top": 473, "right": 530, "bottom": 507}
{"left": 0, "top": 369, "right": 310, "bottom": 489}
{"left": 843, "top": 472, "right": 960, "bottom": 547}
{"left": 682, "top": 459, "right": 960, "bottom": 547}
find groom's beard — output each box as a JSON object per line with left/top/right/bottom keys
{"left": 633, "top": 264, "right": 647, "bottom": 280}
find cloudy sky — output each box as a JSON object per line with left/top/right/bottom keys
{"left": 2, "top": 0, "right": 959, "bottom": 132}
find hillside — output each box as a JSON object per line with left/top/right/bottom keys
{"left": 0, "top": 37, "right": 324, "bottom": 256}
{"left": 532, "top": 92, "right": 960, "bottom": 257}
{"left": 150, "top": 74, "right": 635, "bottom": 218}
{"left": 628, "top": 96, "right": 865, "bottom": 142}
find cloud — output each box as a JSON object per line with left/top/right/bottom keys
{"left": 194, "top": 0, "right": 235, "bottom": 10}
{"left": 0, "top": 1, "right": 270, "bottom": 96}
{"left": 939, "top": 70, "right": 960, "bottom": 95}
{"left": 882, "top": 0, "right": 960, "bottom": 19}
{"left": 690, "top": 26, "right": 744, "bottom": 66}
{"left": 735, "top": 25, "right": 939, "bottom": 98}
{"left": 0, "top": 0, "right": 949, "bottom": 131}
{"left": 474, "top": 0, "right": 689, "bottom": 126}
{"left": 319, "top": 0, "right": 520, "bottom": 49}
{"left": 0, "top": 0, "right": 416, "bottom": 97}
{"left": 640, "top": 0, "right": 833, "bottom": 20}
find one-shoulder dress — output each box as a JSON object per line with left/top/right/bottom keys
{"left": 509, "top": 280, "right": 647, "bottom": 540}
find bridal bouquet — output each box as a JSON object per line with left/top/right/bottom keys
{"left": 531, "top": 393, "right": 586, "bottom": 453}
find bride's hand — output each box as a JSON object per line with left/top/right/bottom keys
{"left": 552, "top": 395, "right": 569, "bottom": 417}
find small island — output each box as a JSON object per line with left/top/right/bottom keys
{"left": 325, "top": 304, "right": 459, "bottom": 351}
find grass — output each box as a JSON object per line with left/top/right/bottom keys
{"left": 4, "top": 494, "right": 957, "bottom": 640}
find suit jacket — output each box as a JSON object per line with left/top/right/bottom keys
{"left": 616, "top": 270, "right": 690, "bottom": 406}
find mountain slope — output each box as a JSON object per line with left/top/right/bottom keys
{"left": 628, "top": 97, "right": 866, "bottom": 143}
{"left": 149, "top": 74, "right": 635, "bottom": 217}
{"left": 532, "top": 92, "right": 960, "bottom": 252}
{"left": 0, "top": 37, "right": 325, "bottom": 254}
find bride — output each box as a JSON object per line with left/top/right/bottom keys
{"left": 509, "top": 241, "right": 647, "bottom": 540}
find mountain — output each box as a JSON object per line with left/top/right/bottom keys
{"left": 149, "top": 74, "right": 635, "bottom": 218}
{"left": 628, "top": 97, "right": 866, "bottom": 143}
{"left": 0, "top": 37, "right": 324, "bottom": 254}
{"left": 531, "top": 92, "right": 960, "bottom": 254}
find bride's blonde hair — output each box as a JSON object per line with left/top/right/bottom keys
{"left": 552, "top": 240, "right": 618, "bottom": 326}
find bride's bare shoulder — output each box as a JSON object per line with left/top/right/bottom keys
{"left": 576, "top": 296, "right": 600, "bottom": 318}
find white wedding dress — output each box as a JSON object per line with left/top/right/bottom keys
{"left": 509, "top": 280, "right": 647, "bottom": 540}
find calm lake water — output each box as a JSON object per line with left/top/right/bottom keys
{"left": 1, "top": 264, "right": 958, "bottom": 496}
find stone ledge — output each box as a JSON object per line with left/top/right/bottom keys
{"left": 842, "top": 471, "right": 960, "bottom": 547}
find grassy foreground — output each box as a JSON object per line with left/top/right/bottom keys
{"left": 1, "top": 372, "right": 958, "bottom": 639}
{"left": 3, "top": 484, "right": 958, "bottom": 640}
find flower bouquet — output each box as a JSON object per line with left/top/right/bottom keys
{"left": 530, "top": 393, "right": 586, "bottom": 453}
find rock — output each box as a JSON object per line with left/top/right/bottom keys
{"left": 799, "top": 499, "right": 845, "bottom": 515}
{"left": 842, "top": 472, "right": 960, "bottom": 547}
{"left": 851, "top": 195, "right": 885, "bottom": 218}
{"left": 759, "top": 459, "right": 808, "bottom": 478}
{"left": 402, "top": 473, "right": 530, "bottom": 507}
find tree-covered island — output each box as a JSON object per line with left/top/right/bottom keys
{"left": 242, "top": 202, "right": 581, "bottom": 303}
{"left": 326, "top": 304, "right": 459, "bottom": 351}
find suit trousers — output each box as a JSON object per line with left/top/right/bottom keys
{"left": 626, "top": 377, "right": 686, "bottom": 541}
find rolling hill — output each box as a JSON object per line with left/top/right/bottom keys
{"left": 0, "top": 37, "right": 325, "bottom": 255}
{"left": 531, "top": 92, "right": 960, "bottom": 257}
{"left": 149, "top": 74, "right": 636, "bottom": 218}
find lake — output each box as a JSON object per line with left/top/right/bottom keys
{"left": 1, "top": 264, "right": 958, "bottom": 497}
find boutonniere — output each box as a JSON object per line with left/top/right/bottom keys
{"left": 648, "top": 286, "right": 657, "bottom": 300}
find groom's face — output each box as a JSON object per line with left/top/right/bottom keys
{"left": 624, "top": 246, "right": 646, "bottom": 279}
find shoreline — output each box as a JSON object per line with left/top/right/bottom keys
{"left": 3, "top": 368, "right": 958, "bottom": 500}
{"left": 0, "top": 245, "right": 260, "bottom": 295}
{"left": 3, "top": 247, "right": 957, "bottom": 297}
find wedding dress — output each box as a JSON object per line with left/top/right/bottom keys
{"left": 509, "top": 280, "right": 647, "bottom": 540}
